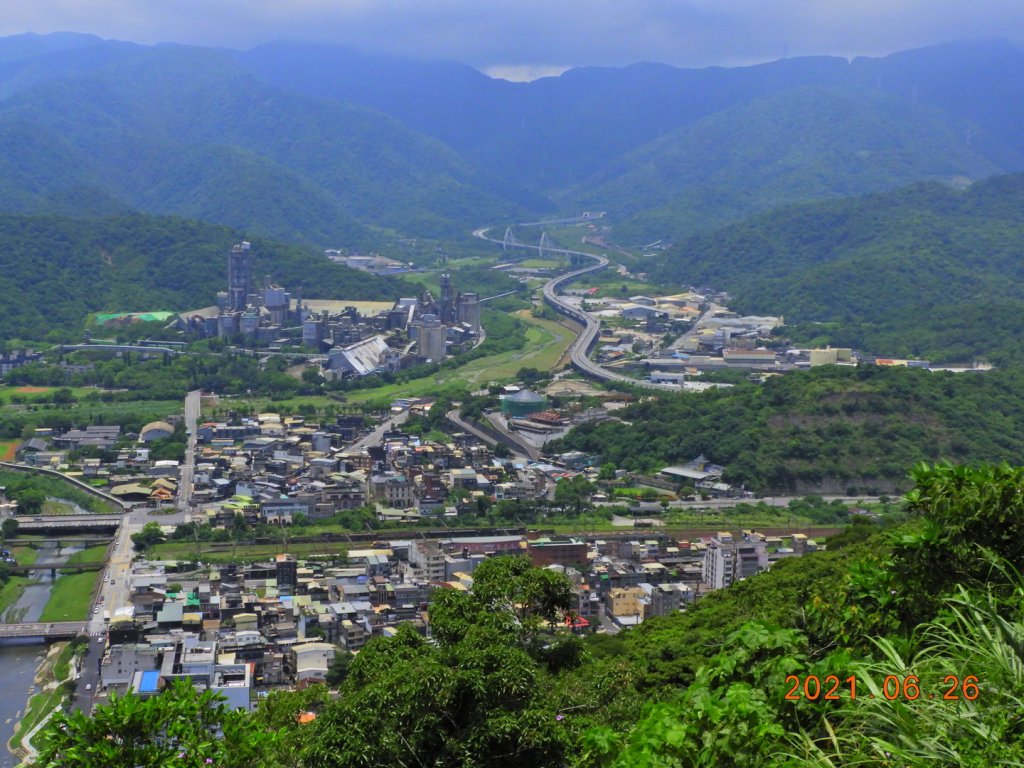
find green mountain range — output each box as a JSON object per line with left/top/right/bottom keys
{"left": 0, "top": 39, "right": 526, "bottom": 244}
{"left": 0, "top": 33, "right": 1020, "bottom": 247}
{"left": 576, "top": 86, "right": 999, "bottom": 242}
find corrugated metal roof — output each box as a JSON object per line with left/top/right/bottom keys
{"left": 331, "top": 335, "right": 391, "bottom": 376}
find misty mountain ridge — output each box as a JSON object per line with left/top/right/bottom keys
{"left": 0, "top": 33, "right": 1018, "bottom": 245}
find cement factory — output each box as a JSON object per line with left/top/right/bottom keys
{"left": 179, "top": 241, "right": 482, "bottom": 379}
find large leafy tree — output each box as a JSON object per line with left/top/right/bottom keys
{"left": 303, "top": 557, "right": 578, "bottom": 767}
{"left": 36, "top": 679, "right": 280, "bottom": 768}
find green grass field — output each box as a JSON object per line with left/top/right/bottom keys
{"left": 0, "top": 385, "right": 99, "bottom": 404}
{"left": 582, "top": 274, "right": 682, "bottom": 300}
{"left": 39, "top": 571, "right": 100, "bottom": 622}
{"left": 11, "top": 546, "right": 39, "bottom": 566}
{"left": 514, "top": 258, "right": 563, "bottom": 269}
{"left": 0, "top": 576, "right": 31, "bottom": 619}
{"left": 206, "top": 393, "right": 340, "bottom": 420}
{"left": 0, "top": 399, "right": 182, "bottom": 435}
{"left": 52, "top": 640, "right": 77, "bottom": 682}
{"left": 65, "top": 545, "right": 108, "bottom": 565}
{"left": 42, "top": 500, "right": 79, "bottom": 515}
{"left": 341, "top": 310, "right": 576, "bottom": 406}
{"left": 440, "top": 256, "right": 494, "bottom": 269}
{"left": 612, "top": 487, "right": 675, "bottom": 499}
{"left": 0, "top": 440, "right": 18, "bottom": 461}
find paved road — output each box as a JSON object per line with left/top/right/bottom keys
{"left": 668, "top": 303, "right": 717, "bottom": 352}
{"left": 69, "top": 636, "right": 106, "bottom": 715}
{"left": 90, "top": 518, "right": 137, "bottom": 632}
{"left": 72, "top": 501, "right": 191, "bottom": 713}
{"left": 179, "top": 389, "right": 202, "bottom": 519}
{"left": 446, "top": 409, "right": 536, "bottom": 460}
{"left": 347, "top": 410, "right": 409, "bottom": 453}
{"left": 475, "top": 226, "right": 684, "bottom": 392}
{"left": 482, "top": 412, "right": 543, "bottom": 461}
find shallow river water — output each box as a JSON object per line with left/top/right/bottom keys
{"left": 0, "top": 541, "right": 82, "bottom": 765}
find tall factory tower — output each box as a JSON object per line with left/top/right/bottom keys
{"left": 438, "top": 271, "right": 456, "bottom": 324}
{"left": 227, "top": 241, "right": 254, "bottom": 312}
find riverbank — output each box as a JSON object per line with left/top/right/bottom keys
{"left": 0, "top": 539, "right": 92, "bottom": 766}
{"left": 7, "top": 640, "right": 80, "bottom": 766}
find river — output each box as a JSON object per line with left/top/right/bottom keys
{"left": 0, "top": 645, "right": 46, "bottom": 768}
{"left": 0, "top": 541, "right": 82, "bottom": 766}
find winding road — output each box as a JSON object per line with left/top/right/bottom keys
{"left": 474, "top": 226, "right": 686, "bottom": 391}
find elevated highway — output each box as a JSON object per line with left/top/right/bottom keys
{"left": 446, "top": 409, "right": 539, "bottom": 461}
{"left": 475, "top": 227, "right": 686, "bottom": 392}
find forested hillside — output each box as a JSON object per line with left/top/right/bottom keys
{"left": 0, "top": 43, "right": 526, "bottom": 243}
{"left": 555, "top": 365, "right": 1024, "bottom": 493}
{"left": 641, "top": 174, "right": 1024, "bottom": 364}
{"left": 0, "top": 34, "right": 1020, "bottom": 246}
{"left": 0, "top": 213, "right": 403, "bottom": 340}
{"left": 581, "top": 86, "right": 998, "bottom": 241}
{"left": 243, "top": 40, "right": 1024, "bottom": 198}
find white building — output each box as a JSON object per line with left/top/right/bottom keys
{"left": 291, "top": 642, "right": 336, "bottom": 683}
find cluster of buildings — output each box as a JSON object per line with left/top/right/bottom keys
{"left": 0, "top": 348, "right": 42, "bottom": 375}
{"left": 174, "top": 242, "right": 482, "bottom": 378}
{"left": 577, "top": 289, "right": 992, "bottom": 383}
{"left": 587, "top": 292, "right": 706, "bottom": 327}
{"left": 324, "top": 249, "right": 410, "bottom": 276}
{"left": 10, "top": 421, "right": 186, "bottom": 506}
{"left": 323, "top": 271, "right": 481, "bottom": 378}
{"left": 187, "top": 404, "right": 553, "bottom": 523}
{"left": 586, "top": 529, "right": 818, "bottom": 626}
{"left": 98, "top": 552, "right": 413, "bottom": 707}
{"left": 94, "top": 523, "right": 823, "bottom": 711}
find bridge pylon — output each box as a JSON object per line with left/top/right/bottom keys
{"left": 539, "top": 231, "right": 551, "bottom": 260}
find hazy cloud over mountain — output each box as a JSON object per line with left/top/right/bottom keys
{"left": 2, "top": 0, "right": 1022, "bottom": 75}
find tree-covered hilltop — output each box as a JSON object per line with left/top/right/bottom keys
{"left": 641, "top": 173, "right": 1024, "bottom": 365}
{"left": 0, "top": 212, "right": 406, "bottom": 341}
{"left": 31, "top": 463, "right": 1024, "bottom": 766}
{"left": 554, "top": 365, "right": 1024, "bottom": 494}
{"left": 574, "top": 85, "right": 998, "bottom": 242}
{"left": 0, "top": 43, "right": 528, "bottom": 243}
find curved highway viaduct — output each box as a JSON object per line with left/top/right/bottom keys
{"left": 474, "top": 227, "right": 685, "bottom": 392}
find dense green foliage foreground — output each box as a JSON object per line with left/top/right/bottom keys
{"left": 558, "top": 364, "right": 1024, "bottom": 493}
{"left": 643, "top": 174, "right": 1024, "bottom": 365}
{"left": 33, "top": 462, "right": 1024, "bottom": 766}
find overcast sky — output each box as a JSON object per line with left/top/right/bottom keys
{"left": 2, "top": 1, "right": 1021, "bottom": 80}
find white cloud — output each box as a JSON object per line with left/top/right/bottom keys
{"left": 481, "top": 64, "right": 570, "bottom": 82}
